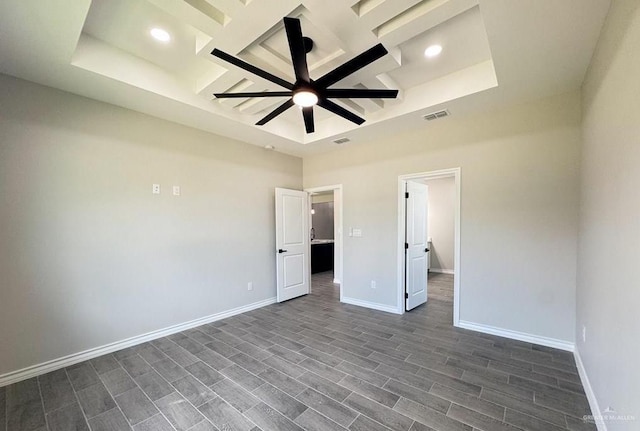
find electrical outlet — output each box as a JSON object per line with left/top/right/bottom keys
{"left": 582, "top": 325, "right": 587, "bottom": 343}
{"left": 247, "top": 282, "right": 253, "bottom": 291}
{"left": 152, "top": 184, "right": 161, "bottom": 194}
{"left": 371, "top": 280, "right": 376, "bottom": 289}
{"left": 173, "top": 185, "right": 181, "bottom": 196}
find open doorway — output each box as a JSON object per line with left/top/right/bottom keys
{"left": 424, "top": 176, "right": 456, "bottom": 303}
{"left": 397, "top": 169, "right": 460, "bottom": 325}
{"left": 306, "top": 185, "right": 343, "bottom": 302}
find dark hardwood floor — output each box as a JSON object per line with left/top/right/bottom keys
{"left": 1, "top": 271, "right": 594, "bottom": 431}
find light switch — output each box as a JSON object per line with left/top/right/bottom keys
{"left": 173, "top": 186, "right": 181, "bottom": 196}
{"left": 352, "top": 229, "right": 363, "bottom": 237}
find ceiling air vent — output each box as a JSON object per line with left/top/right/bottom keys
{"left": 423, "top": 109, "right": 450, "bottom": 121}
{"left": 333, "top": 137, "right": 351, "bottom": 144}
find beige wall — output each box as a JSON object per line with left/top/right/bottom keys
{"left": 304, "top": 91, "right": 581, "bottom": 343}
{"left": 425, "top": 177, "right": 455, "bottom": 272}
{"left": 578, "top": 0, "right": 640, "bottom": 426}
{"left": 0, "top": 74, "right": 302, "bottom": 377}
{"left": 312, "top": 202, "right": 334, "bottom": 240}
{"left": 311, "top": 192, "right": 334, "bottom": 204}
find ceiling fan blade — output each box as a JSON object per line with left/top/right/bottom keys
{"left": 302, "top": 107, "right": 315, "bottom": 133}
{"left": 316, "top": 44, "right": 388, "bottom": 88}
{"left": 212, "top": 48, "right": 294, "bottom": 90}
{"left": 214, "top": 91, "right": 292, "bottom": 99}
{"left": 325, "top": 89, "right": 398, "bottom": 99}
{"left": 284, "top": 17, "right": 310, "bottom": 83}
{"left": 319, "top": 99, "right": 365, "bottom": 125}
{"left": 256, "top": 99, "right": 295, "bottom": 126}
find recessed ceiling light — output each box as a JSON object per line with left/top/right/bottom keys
{"left": 150, "top": 28, "right": 171, "bottom": 43}
{"left": 424, "top": 44, "right": 443, "bottom": 58}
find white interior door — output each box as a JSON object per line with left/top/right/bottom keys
{"left": 405, "top": 181, "right": 429, "bottom": 310}
{"left": 275, "top": 188, "right": 310, "bottom": 302}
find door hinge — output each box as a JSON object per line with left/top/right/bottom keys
{"left": 405, "top": 292, "right": 409, "bottom": 299}
{"left": 405, "top": 192, "right": 409, "bottom": 199}
{"left": 405, "top": 243, "right": 409, "bottom": 250}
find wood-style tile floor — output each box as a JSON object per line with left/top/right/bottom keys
{"left": 1, "top": 272, "right": 595, "bottom": 431}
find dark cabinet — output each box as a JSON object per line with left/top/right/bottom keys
{"left": 311, "top": 243, "right": 334, "bottom": 274}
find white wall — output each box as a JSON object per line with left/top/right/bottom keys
{"left": 0, "top": 74, "right": 302, "bottom": 377}
{"left": 425, "top": 177, "right": 455, "bottom": 272}
{"left": 577, "top": 0, "right": 640, "bottom": 427}
{"left": 304, "top": 91, "right": 581, "bottom": 343}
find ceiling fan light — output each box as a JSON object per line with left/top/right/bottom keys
{"left": 293, "top": 90, "right": 318, "bottom": 107}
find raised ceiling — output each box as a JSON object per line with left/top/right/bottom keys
{"left": 0, "top": 0, "right": 610, "bottom": 155}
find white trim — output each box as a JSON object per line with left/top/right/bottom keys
{"left": 305, "top": 184, "right": 344, "bottom": 302}
{"left": 429, "top": 268, "right": 454, "bottom": 274}
{"left": 458, "top": 320, "right": 575, "bottom": 352}
{"left": 0, "top": 297, "right": 276, "bottom": 387}
{"left": 398, "top": 168, "right": 461, "bottom": 320}
{"left": 341, "top": 297, "right": 402, "bottom": 314}
{"left": 574, "top": 348, "right": 607, "bottom": 431}
{"left": 306, "top": 184, "right": 343, "bottom": 192}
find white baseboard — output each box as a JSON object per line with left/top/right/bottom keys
{"left": 457, "top": 320, "right": 575, "bottom": 352}
{"left": 333, "top": 278, "right": 341, "bottom": 284}
{"left": 341, "top": 297, "right": 402, "bottom": 315}
{"left": 429, "top": 268, "right": 454, "bottom": 274}
{"left": 0, "top": 297, "right": 277, "bottom": 387}
{"left": 574, "top": 348, "right": 607, "bottom": 431}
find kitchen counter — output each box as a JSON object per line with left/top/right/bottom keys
{"left": 311, "top": 239, "right": 334, "bottom": 245}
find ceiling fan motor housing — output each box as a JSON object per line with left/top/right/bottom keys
{"left": 303, "top": 36, "right": 313, "bottom": 53}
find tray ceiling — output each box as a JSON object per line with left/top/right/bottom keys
{"left": 0, "top": 0, "right": 610, "bottom": 155}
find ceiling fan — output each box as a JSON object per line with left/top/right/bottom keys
{"left": 211, "top": 17, "right": 398, "bottom": 134}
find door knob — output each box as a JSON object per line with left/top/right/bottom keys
{"left": 278, "top": 249, "right": 288, "bottom": 254}
{"left": 425, "top": 248, "right": 430, "bottom": 252}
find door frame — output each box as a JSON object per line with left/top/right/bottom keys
{"left": 305, "top": 184, "right": 344, "bottom": 301}
{"left": 397, "top": 168, "right": 461, "bottom": 325}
